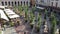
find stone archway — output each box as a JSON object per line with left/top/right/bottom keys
{"left": 15, "top": 1, "right": 17, "bottom": 6}
{"left": 8, "top": 1, "right": 10, "bottom": 6}
{"left": 21, "top": 1, "right": 22, "bottom": 6}
{"left": 18, "top": 1, "right": 19, "bottom": 6}
{"left": 1, "top": 1, "right": 4, "bottom": 6}
{"left": 24, "top": 1, "right": 25, "bottom": 6}
{"left": 5, "top": 1, "right": 7, "bottom": 5}
{"left": 11, "top": 1, "right": 14, "bottom": 6}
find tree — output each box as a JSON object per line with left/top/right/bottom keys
{"left": 51, "top": 12, "right": 57, "bottom": 34}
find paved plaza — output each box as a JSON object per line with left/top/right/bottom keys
{"left": 3, "top": 27, "right": 17, "bottom": 34}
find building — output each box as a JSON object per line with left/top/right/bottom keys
{"left": 50, "top": 0, "right": 60, "bottom": 7}
{"left": 30, "top": 0, "right": 36, "bottom": 6}
{"left": 0, "top": 0, "right": 30, "bottom": 6}
{"left": 0, "top": 0, "right": 60, "bottom": 7}
{"left": 36, "top": 0, "right": 60, "bottom": 7}
{"left": 36, "top": 0, "right": 50, "bottom": 6}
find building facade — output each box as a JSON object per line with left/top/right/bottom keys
{"left": 0, "top": 0, "right": 30, "bottom": 6}
{"left": 39, "top": 0, "right": 60, "bottom": 7}
{"left": 0, "top": 0, "right": 60, "bottom": 7}
{"left": 50, "top": 0, "right": 60, "bottom": 7}
{"left": 36, "top": 0, "right": 60, "bottom": 7}
{"left": 36, "top": 0, "right": 50, "bottom": 6}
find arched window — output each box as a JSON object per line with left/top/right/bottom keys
{"left": 8, "top": 1, "right": 10, "bottom": 6}
{"left": 51, "top": 2, "right": 53, "bottom": 6}
{"left": 21, "top": 1, "right": 22, "bottom": 6}
{"left": 26, "top": 1, "right": 28, "bottom": 6}
{"left": 11, "top": 1, "right": 13, "bottom": 6}
{"left": 15, "top": 1, "right": 16, "bottom": 6}
{"left": 56, "top": 2, "right": 58, "bottom": 7}
{"left": 5, "top": 1, "right": 7, "bottom": 5}
{"left": 24, "top": 1, "right": 25, "bottom": 5}
{"left": 18, "top": 1, "right": 19, "bottom": 6}
{"left": 1, "top": 2, "right": 4, "bottom": 6}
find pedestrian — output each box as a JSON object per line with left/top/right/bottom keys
{"left": 17, "top": 21, "right": 20, "bottom": 26}
{"left": 14, "top": 23, "right": 17, "bottom": 27}
{"left": 24, "top": 31, "right": 26, "bottom": 34}
{"left": 4, "top": 25, "right": 6, "bottom": 31}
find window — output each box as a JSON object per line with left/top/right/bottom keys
{"left": 1, "top": 2, "right": 4, "bottom": 6}
{"left": 24, "top": 1, "right": 25, "bottom": 5}
{"left": 15, "top": 1, "right": 16, "bottom": 6}
{"left": 56, "top": 2, "right": 58, "bottom": 7}
{"left": 18, "top": 1, "right": 19, "bottom": 6}
{"left": 21, "top": 1, "right": 22, "bottom": 6}
{"left": 41, "top": 0, "right": 44, "bottom": 3}
{"left": 26, "top": 1, "right": 28, "bottom": 6}
{"left": 8, "top": 1, "right": 10, "bottom": 6}
{"left": 51, "top": 2, "right": 53, "bottom": 6}
{"left": 51, "top": 0, "right": 54, "bottom": 1}
{"left": 12, "top": 2, "right": 13, "bottom": 6}
{"left": 5, "top": 1, "right": 7, "bottom": 5}
{"left": 56, "top": 0, "right": 59, "bottom": 1}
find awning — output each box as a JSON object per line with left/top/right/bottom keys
{"left": 36, "top": 6, "right": 45, "bottom": 9}
{"left": 0, "top": 9, "right": 9, "bottom": 21}
{"left": 4, "top": 9, "right": 20, "bottom": 19}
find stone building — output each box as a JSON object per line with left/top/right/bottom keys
{"left": 50, "top": 0, "right": 60, "bottom": 7}
{"left": 0, "top": 0, "right": 30, "bottom": 6}
{"left": 0, "top": 0, "right": 60, "bottom": 7}
{"left": 37, "top": 0, "right": 60, "bottom": 7}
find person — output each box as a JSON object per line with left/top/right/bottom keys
{"left": 24, "top": 31, "right": 26, "bottom": 34}
{"left": 17, "top": 21, "right": 20, "bottom": 26}
{"left": 14, "top": 23, "right": 17, "bottom": 27}
{"left": 3, "top": 25, "right": 6, "bottom": 31}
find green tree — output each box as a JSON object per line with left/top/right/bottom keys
{"left": 51, "top": 12, "right": 57, "bottom": 34}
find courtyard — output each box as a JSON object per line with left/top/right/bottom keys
{"left": 0, "top": 5, "right": 60, "bottom": 34}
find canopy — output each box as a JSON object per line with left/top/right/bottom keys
{"left": 4, "top": 9, "right": 20, "bottom": 18}
{"left": 0, "top": 9, "right": 9, "bottom": 21}
{"left": 0, "top": 6, "right": 5, "bottom": 8}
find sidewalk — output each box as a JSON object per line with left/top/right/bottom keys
{"left": 3, "top": 27, "right": 17, "bottom": 34}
